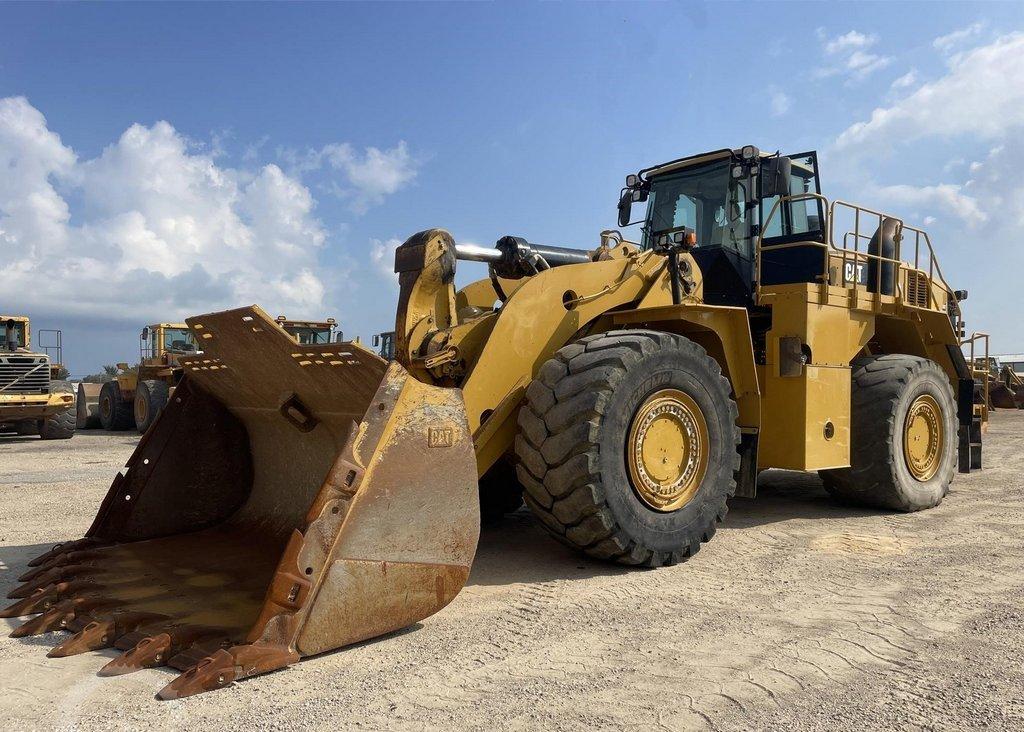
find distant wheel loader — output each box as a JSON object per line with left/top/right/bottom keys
{"left": 274, "top": 315, "right": 339, "bottom": 345}
{"left": 0, "top": 316, "right": 75, "bottom": 440}
{"left": 5, "top": 145, "right": 983, "bottom": 699}
{"left": 92, "top": 323, "right": 199, "bottom": 434}
{"left": 371, "top": 330, "right": 396, "bottom": 360}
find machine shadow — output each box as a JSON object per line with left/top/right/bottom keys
{"left": 470, "top": 468, "right": 890, "bottom": 587}
{"left": 722, "top": 468, "right": 891, "bottom": 529}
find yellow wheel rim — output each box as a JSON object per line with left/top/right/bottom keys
{"left": 627, "top": 388, "right": 709, "bottom": 512}
{"left": 903, "top": 394, "right": 943, "bottom": 482}
{"left": 134, "top": 393, "right": 148, "bottom": 425}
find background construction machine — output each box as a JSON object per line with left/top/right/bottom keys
{"left": 93, "top": 323, "right": 198, "bottom": 433}
{"left": 371, "top": 330, "right": 396, "bottom": 360}
{"left": 0, "top": 316, "right": 75, "bottom": 439}
{"left": 5, "top": 145, "right": 980, "bottom": 699}
{"left": 275, "top": 315, "right": 339, "bottom": 344}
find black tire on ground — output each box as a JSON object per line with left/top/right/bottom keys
{"left": 99, "top": 381, "right": 134, "bottom": 431}
{"left": 40, "top": 381, "right": 75, "bottom": 440}
{"left": 819, "top": 355, "right": 957, "bottom": 512}
{"left": 478, "top": 457, "right": 525, "bottom": 524}
{"left": 134, "top": 379, "right": 170, "bottom": 433}
{"left": 16, "top": 421, "right": 39, "bottom": 436}
{"left": 515, "top": 330, "right": 741, "bottom": 567}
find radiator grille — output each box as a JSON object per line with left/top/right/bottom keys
{"left": 905, "top": 271, "right": 930, "bottom": 308}
{"left": 0, "top": 354, "right": 51, "bottom": 394}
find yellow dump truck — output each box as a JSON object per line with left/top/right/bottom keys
{"left": 5, "top": 145, "right": 981, "bottom": 699}
{"left": 0, "top": 316, "right": 75, "bottom": 439}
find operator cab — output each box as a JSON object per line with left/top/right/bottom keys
{"left": 141, "top": 324, "right": 197, "bottom": 359}
{"left": 619, "top": 147, "right": 825, "bottom": 306}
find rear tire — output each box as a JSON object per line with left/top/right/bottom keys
{"left": 134, "top": 380, "right": 169, "bottom": 433}
{"left": 40, "top": 381, "right": 75, "bottom": 440}
{"left": 99, "top": 381, "right": 134, "bottom": 431}
{"left": 515, "top": 330, "right": 740, "bottom": 567}
{"left": 820, "top": 355, "right": 956, "bottom": 511}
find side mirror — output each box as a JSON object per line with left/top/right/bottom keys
{"left": 372, "top": 334, "right": 381, "bottom": 347}
{"left": 760, "top": 156, "right": 792, "bottom": 199}
{"left": 617, "top": 190, "right": 632, "bottom": 228}
{"left": 141, "top": 326, "right": 149, "bottom": 339}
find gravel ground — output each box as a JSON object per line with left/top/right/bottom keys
{"left": 0, "top": 412, "right": 1022, "bottom": 731}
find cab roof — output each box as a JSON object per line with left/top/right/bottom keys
{"left": 639, "top": 146, "right": 816, "bottom": 181}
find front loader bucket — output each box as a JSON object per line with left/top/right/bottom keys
{"left": 989, "top": 381, "right": 1017, "bottom": 410}
{"left": 4, "top": 306, "right": 480, "bottom": 699}
{"left": 76, "top": 382, "right": 102, "bottom": 429}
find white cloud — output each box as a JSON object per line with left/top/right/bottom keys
{"left": 323, "top": 142, "right": 418, "bottom": 214}
{"left": 933, "top": 22, "right": 985, "bottom": 54}
{"left": 0, "top": 96, "right": 329, "bottom": 323}
{"left": 278, "top": 140, "right": 420, "bottom": 215}
{"left": 816, "top": 30, "right": 892, "bottom": 81}
{"left": 835, "top": 33, "right": 1024, "bottom": 150}
{"left": 890, "top": 69, "right": 918, "bottom": 91}
{"left": 871, "top": 183, "right": 986, "bottom": 226}
{"left": 824, "top": 30, "right": 875, "bottom": 55}
{"left": 369, "top": 237, "right": 402, "bottom": 280}
{"left": 769, "top": 88, "right": 791, "bottom": 118}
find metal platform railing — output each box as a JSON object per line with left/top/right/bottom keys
{"left": 756, "top": 193, "right": 960, "bottom": 328}
{"left": 963, "top": 331, "right": 990, "bottom": 420}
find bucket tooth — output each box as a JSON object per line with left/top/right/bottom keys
{"left": 26, "top": 538, "right": 104, "bottom": 567}
{"left": 10, "top": 602, "right": 76, "bottom": 638}
{"left": 157, "top": 643, "right": 298, "bottom": 700}
{"left": 10, "top": 598, "right": 113, "bottom": 638}
{"left": 48, "top": 619, "right": 116, "bottom": 657}
{"left": 8, "top": 563, "right": 98, "bottom": 599}
{"left": 48, "top": 613, "right": 167, "bottom": 658}
{"left": 99, "top": 624, "right": 229, "bottom": 676}
{"left": 1, "top": 584, "right": 58, "bottom": 618}
{"left": 18, "top": 551, "right": 99, "bottom": 583}
{"left": 99, "top": 632, "right": 173, "bottom": 676}
{"left": 0, "top": 580, "right": 98, "bottom": 618}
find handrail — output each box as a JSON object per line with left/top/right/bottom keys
{"left": 756, "top": 193, "right": 957, "bottom": 318}
{"left": 963, "top": 332, "right": 990, "bottom": 414}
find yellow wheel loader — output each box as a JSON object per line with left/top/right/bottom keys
{"left": 93, "top": 323, "right": 199, "bottom": 434}
{"left": 274, "top": 315, "right": 339, "bottom": 345}
{"left": 371, "top": 330, "right": 396, "bottom": 360}
{"left": 5, "top": 146, "right": 981, "bottom": 699}
{"left": 0, "top": 316, "right": 75, "bottom": 440}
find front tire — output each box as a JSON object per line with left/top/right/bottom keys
{"left": 820, "top": 355, "right": 957, "bottom": 511}
{"left": 515, "top": 330, "right": 740, "bottom": 567}
{"left": 40, "top": 381, "right": 75, "bottom": 440}
{"left": 134, "top": 380, "right": 169, "bottom": 433}
{"left": 99, "top": 381, "right": 134, "bottom": 430}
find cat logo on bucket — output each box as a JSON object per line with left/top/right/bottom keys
{"left": 428, "top": 426, "right": 455, "bottom": 448}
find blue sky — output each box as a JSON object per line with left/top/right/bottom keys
{"left": 1, "top": 2, "right": 1022, "bottom": 375}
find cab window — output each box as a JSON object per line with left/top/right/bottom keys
{"left": 760, "top": 152, "right": 823, "bottom": 243}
